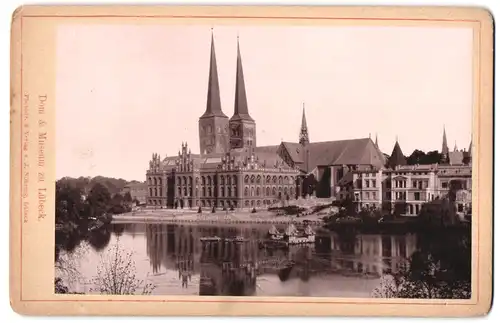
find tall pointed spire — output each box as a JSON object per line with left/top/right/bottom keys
{"left": 441, "top": 125, "right": 449, "bottom": 155}
{"left": 229, "top": 35, "right": 256, "bottom": 150}
{"left": 230, "top": 36, "right": 253, "bottom": 122}
{"left": 200, "top": 30, "right": 227, "bottom": 119}
{"left": 375, "top": 133, "right": 379, "bottom": 148}
{"left": 454, "top": 140, "right": 458, "bottom": 152}
{"left": 299, "top": 102, "right": 309, "bottom": 146}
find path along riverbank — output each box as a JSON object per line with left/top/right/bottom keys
{"left": 112, "top": 209, "right": 325, "bottom": 226}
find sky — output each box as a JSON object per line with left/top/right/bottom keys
{"left": 56, "top": 24, "right": 473, "bottom": 181}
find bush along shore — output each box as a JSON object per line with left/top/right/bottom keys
{"left": 55, "top": 180, "right": 140, "bottom": 293}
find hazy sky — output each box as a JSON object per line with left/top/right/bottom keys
{"left": 56, "top": 24, "right": 473, "bottom": 181}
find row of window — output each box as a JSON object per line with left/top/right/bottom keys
{"left": 148, "top": 177, "right": 163, "bottom": 185}
{"left": 355, "top": 191, "right": 435, "bottom": 201}
{"left": 149, "top": 187, "right": 163, "bottom": 197}
{"left": 172, "top": 185, "right": 295, "bottom": 198}
{"left": 149, "top": 174, "right": 297, "bottom": 187}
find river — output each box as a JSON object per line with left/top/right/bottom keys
{"left": 57, "top": 221, "right": 422, "bottom": 297}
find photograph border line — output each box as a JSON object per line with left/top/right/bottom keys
{"left": 16, "top": 13, "right": 484, "bottom": 306}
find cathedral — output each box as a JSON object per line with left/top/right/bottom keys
{"left": 146, "top": 32, "right": 386, "bottom": 209}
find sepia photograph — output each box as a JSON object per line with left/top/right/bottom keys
{"left": 9, "top": 4, "right": 493, "bottom": 317}
{"left": 54, "top": 23, "right": 474, "bottom": 299}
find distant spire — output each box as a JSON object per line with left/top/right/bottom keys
{"left": 375, "top": 133, "right": 379, "bottom": 148}
{"left": 441, "top": 125, "right": 449, "bottom": 155}
{"left": 454, "top": 140, "right": 458, "bottom": 152}
{"left": 469, "top": 137, "right": 472, "bottom": 154}
{"left": 230, "top": 36, "right": 253, "bottom": 122}
{"left": 299, "top": 102, "right": 309, "bottom": 146}
{"left": 200, "top": 30, "right": 227, "bottom": 119}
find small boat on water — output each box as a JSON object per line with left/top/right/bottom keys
{"left": 200, "top": 236, "right": 247, "bottom": 243}
{"left": 261, "top": 224, "right": 315, "bottom": 247}
{"left": 224, "top": 236, "right": 248, "bottom": 243}
{"left": 200, "top": 236, "right": 222, "bottom": 242}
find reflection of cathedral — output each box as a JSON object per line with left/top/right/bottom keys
{"left": 199, "top": 240, "right": 258, "bottom": 296}
{"left": 141, "top": 223, "right": 418, "bottom": 293}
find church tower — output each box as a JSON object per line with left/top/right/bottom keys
{"left": 199, "top": 31, "right": 229, "bottom": 155}
{"left": 229, "top": 36, "right": 256, "bottom": 150}
{"left": 299, "top": 103, "right": 309, "bottom": 146}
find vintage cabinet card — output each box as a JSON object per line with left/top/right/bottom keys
{"left": 10, "top": 5, "right": 493, "bottom": 316}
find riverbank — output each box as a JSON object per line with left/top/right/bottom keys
{"left": 112, "top": 209, "right": 324, "bottom": 226}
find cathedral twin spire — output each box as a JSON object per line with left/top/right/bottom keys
{"left": 201, "top": 31, "right": 253, "bottom": 122}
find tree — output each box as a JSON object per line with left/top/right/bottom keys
{"left": 407, "top": 150, "right": 442, "bottom": 165}
{"left": 55, "top": 182, "right": 87, "bottom": 225}
{"left": 123, "top": 192, "right": 133, "bottom": 203}
{"left": 90, "top": 240, "right": 156, "bottom": 295}
{"left": 358, "top": 205, "right": 383, "bottom": 224}
{"left": 87, "top": 183, "right": 111, "bottom": 219}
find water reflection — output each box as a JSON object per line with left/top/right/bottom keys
{"left": 139, "top": 223, "right": 417, "bottom": 296}
{"left": 61, "top": 222, "right": 418, "bottom": 297}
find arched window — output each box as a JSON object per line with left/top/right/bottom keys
{"left": 273, "top": 176, "right": 277, "bottom": 184}
{"left": 154, "top": 178, "right": 157, "bottom": 185}
{"left": 244, "top": 175, "right": 249, "bottom": 184}
{"left": 201, "top": 200, "right": 206, "bottom": 207}
{"left": 178, "top": 187, "right": 181, "bottom": 195}
{"left": 189, "top": 177, "right": 193, "bottom": 186}
{"left": 202, "top": 176, "right": 206, "bottom": 185}
{"left": 202, "top": 187, "right": 206, "bottom": 197}
{"left": 256, "top": 175, "right": 261, "bottom": 184}
{"left": 148, "top": 177, "right": 152, "bottom": 185}
{"left": 266, "top": 176, "right": 271, "bottom": 184}
{"left": 251, "top": 187, "right": 255, "bottom": 197}
{"left": 284, "top": 176, "right": 288, "bottom": 184}
{"left": 244, "top": 187, "right": 249, "bottom": 196}
{"left": 266, "top": 187, "right": 270, "bottom": 196}
{"left": 220, "top": 176, "right": 225, "bottom": 185}
{"left": 233, "top": 175, "right": 238, "bottom": 186}
{"left": 207, "top": 176, "right": 212, "bottom": 186}
{"left": 159, "top": 188, "right": 162, "bottom": 196}
{"left": 278, "top": 176, "right": 283, "bottom": 184}
{"left": 251, "top": 200, "right": 255, "bottom": 207}
{"left": 227, "top": 187, "right": 231, "bottom": 197}
{"left": 251, "top": 175, "right": 255, "bottom": 184}
{"left": 154, "top": 188, "right": 157, "bottom": 196}
{"left": 183, "top": 177, "right": 187, "bottom": 185}
{"left": 284, "top": 187, "right": 288, "bottom": 196}
{"left": 272, "top": 187, "right": 277, "bottom": 196}
{"left": 245, "top": 200, "right": 249, "bottom": 207}
{"left": 158, "top": 178, "right": 162, "bottom": 185}
{"left": 257, "top": 200, "right": 261, "bottom": 207}
{"left": 183, "top": 187, "right": 187, "bottom": 196}
{"left": 256, "top": 187, "right": 261, "bottom": 196}
{"left": 149, "top": 188, "right": 153, "bottom": 196}
{"left": 220, "top": 187, "right": 224, "bottom": 197}
{"left": 227, "top": 175, "right": 231, "bottom": 185}
{"left": 208, "top": 187, "right": 212, "bottom": 197}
